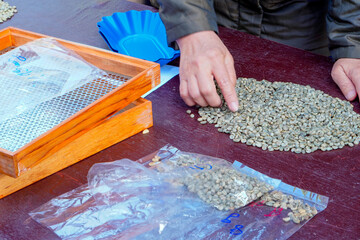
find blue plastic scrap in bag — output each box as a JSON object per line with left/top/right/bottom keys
{"left": 97, "top": 10, "right": 180, "bottom": 66}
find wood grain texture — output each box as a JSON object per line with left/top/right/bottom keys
{"left": 0, "top": 27, "right": 160, "bottom": 177}
{"left": 0, "top": 34, "right": 12, "bottom": 50}
{"left": 0, "top": 31, "right": 15, "bottom": 177}
{"left": 0, "top": 98, "right": 153, "bottom": 199}
{"left": 0, "top": 149, "right": 15, "bottom": 177}
{"left": 8, "top": 27, "right": 156, "bottom": 76}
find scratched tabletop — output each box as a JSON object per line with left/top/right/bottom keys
{"left": 0, "top": 0, "right": 359, "bottom": 239}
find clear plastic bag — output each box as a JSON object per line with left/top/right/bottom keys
{"left": 0, "top": 38, "right": 105, "bottom": 122}
{"left": 88, "top": 159, "right": 164, "bottom": 205}
{"left": 216, "top": 161, "right": 329, "bottom": 239}
{"left": 145, "top": 147, "right": 280, "bottom": 211}
{"left": 30, "top": 158, "right": 221, "bottom": 240}
{"left": 30, "top": 144, "right": 328, "bottom": 240}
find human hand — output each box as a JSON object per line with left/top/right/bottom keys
{"left": 331, "top": 58, "right": 360, "bottom": 101}
{"left": 176, "top": 31, "right": 239, "bottom": 111}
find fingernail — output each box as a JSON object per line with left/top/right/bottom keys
{"left": 345, "top": 90, "right": 356, "bottom": 100}
{"left": 229, "top": 102, "right": 238, "bottom": 112}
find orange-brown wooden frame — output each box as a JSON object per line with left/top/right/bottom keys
{"left": 0, "top": 27, "right": 160, "bottom": 182}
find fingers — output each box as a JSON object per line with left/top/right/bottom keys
{"left": 212, "top": 57, "right": 239, "bottom": 112}
{"left": 225, "top": 54, "right": 237, "bottom": 87}
{"left": 196, "top": 68, "right": 222, "bottom": 107}
{"left": 188, "top": 75, "right": 208, "bottom": 106}
{"left": 179, "top": 77, "right": 196, "bottom": 106}
{"left": 177, "top": 31, "right": 238, "bottom": 111}
{"left": 331, "top": 59, "right": 358, "bottom": 101}
{"left": 179, "top": 56, "right": 210, "bottom": 107}
{"left": 346, "top": 63, "right": 360, "bottom": 100}
{"left": 180, "top": 70, "right": 221, "bottom": 108}
{"left": 180, "top": 59, "right": 237, "bottom": 110}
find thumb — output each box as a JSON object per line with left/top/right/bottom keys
{"left": 331, "top": 62, "right": 357, "bottom": 101}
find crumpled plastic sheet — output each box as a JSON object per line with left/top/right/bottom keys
{"left": 0, "top": 38, "right": 105, "bottom": 123}
{"left": 29, "top": 144, "right": 329, "bottom": 240}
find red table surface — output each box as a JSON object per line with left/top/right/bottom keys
{"left": 0, "top": 1, "right": 359, "bottom": 239}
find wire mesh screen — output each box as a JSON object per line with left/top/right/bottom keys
{"left": 0, "top": 70, "right": 131, "bottom": 152}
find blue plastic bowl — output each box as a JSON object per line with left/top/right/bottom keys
{"left": 97, "top": 10, "right": 180, "bottom": 66}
